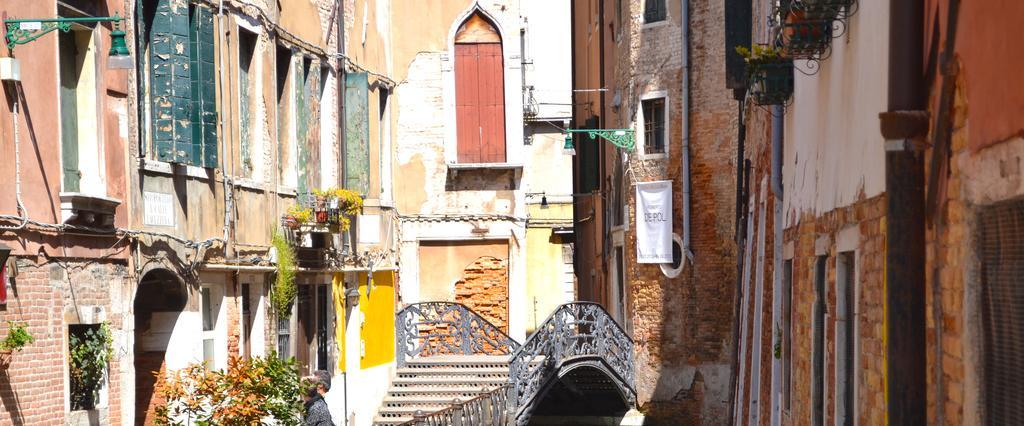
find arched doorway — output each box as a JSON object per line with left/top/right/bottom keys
{"left": 454, "top": 11, "right": 506, "bottom": 163}
{"left": 133, "top": 268, "right": 187, "bottom": 425}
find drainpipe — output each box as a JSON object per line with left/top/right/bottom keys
{"left": 879, "top": 0, "right": 927, "bottom": 424}
{"left": 680, "top": 0, "right": 693, "bottom": 265}
{"left": 767, "top": 104, "right": 783, "bottom": 426}
{"left": 335, "top": 3, "right": 350, "bottom": 425}
{"left": 728, "top": 97, "right": 746, "bottom": 426}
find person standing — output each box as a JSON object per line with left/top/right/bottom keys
{"left": 303, "top": 371, "right": 334, "bottom": 426}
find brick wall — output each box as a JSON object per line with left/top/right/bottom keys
{"left": 0, "top": 259, "right": 130, "bottom": 426}
{"left": 455, "top": 256, "right": 509, "bottom": 333}
{"left": 780, "top": 195, "right": 887, "bottom": 426}
{"left": 610, "top": 0, "right": 739, "bottom": 423}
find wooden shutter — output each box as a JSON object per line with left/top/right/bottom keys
{"left": 59, "top": 31, "right": 80, "bottom": 192}
{"left": 578, "top": 117, "right": 600, "bottom": 193}
{"left": 189, "top": 5, "right": 217, "bottom": 168}
{"left": 150, "top": 0, "right": 192, "bottom": 164}
{"left": 455, "top": 42, "right": 506, "bottom": 163}
{"left": 344, "top": 72, "right": 370, "bottom": 194}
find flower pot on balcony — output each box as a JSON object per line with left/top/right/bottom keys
{"left": 750, "top": 59, "right": 795, "bottom": 106}
{"left": 781, "top": 10, "right": 832, "bottom": 58}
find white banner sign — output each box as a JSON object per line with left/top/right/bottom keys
{"left": 635, "top": 180, "right": 673, "bottom": 264}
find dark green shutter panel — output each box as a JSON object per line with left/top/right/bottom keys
{"left": 59, "top": 31, "right": 80, "bottom": 192}
{"left": 151, "top": 0, "right": 192, "bottom": 164}
{"left": 579, "top": 117, "right": 600, "bottom": 193}
{"left": 190, "top": 5, "right": 217, "bottom": 168}
{"left": 296, "top": 58, "right": 310, "bottom": 194}
{"left": 344, "top": 72, "right": 370, "bottom": 195}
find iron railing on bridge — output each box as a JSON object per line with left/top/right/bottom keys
{"left": 396, "top": 302, "right": 520, "bottom": 366}
{"left": 399, "top": 385, "right": 510, "bottom": 426}
{"left": 508, "top": 302, "right": 635, "bottom": 424}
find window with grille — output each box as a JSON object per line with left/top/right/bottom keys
{"left": 782, "top": 259, "right": 793, "bottom": 411}
{"left": 836, "top": 252, "right": 855, "bottom": 426}
{"left": 980, "top": 199, "right": 1024, "bottom": 424}
{"left": 642, "top": 97, "right": 666, "bottom": 154}
{"left": 644, "top": 0, "right": 667, "bottom": 23}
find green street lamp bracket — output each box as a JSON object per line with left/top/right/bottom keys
{"left": 564, "top": 128, "right": 636, "bottom": 153}
{"left": 4, "top": 13, "right": 128, "bottom": 56}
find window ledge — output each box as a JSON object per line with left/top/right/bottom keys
{"left": 140, "top": 159, "right": 174, "bottom": 175}
{"left": 234, "top": 178, "right": 266, "bottom": 192}
{"left": 277, "top": 186, "right": 298, "bottom": 197}
{"left": 636, "top": 153, "right": 668, "bottom": 161}
{"left": 59, "top": 192, "right": 122, "bottom": 228}
{"left": 447, "top": 162, "right": 524, "bottom": 170}
{"left": 642, "top": 20, "right": 670, "bottom": 30}
{"left": 139, "top": 159, "right": 213, "bottom": 180}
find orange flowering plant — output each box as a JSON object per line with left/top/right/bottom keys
{"left": 154, "top": 353, "right": 309, "bottom": 425}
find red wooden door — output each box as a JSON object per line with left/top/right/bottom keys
{"left": 456, "top": 42, "right": 506, "bottom": 163}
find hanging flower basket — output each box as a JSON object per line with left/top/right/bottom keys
{"left": 780, "top": 10, "right": 832, "bottom": 59}
{"left": 737, "top": 45, "right": 794, "bottom": 106}
{"left": 750, "top": 60, "right": 794, "bottom": 105}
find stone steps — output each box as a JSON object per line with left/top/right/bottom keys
{"left": 373, "top": 355, "right": 511, "bottom": 426}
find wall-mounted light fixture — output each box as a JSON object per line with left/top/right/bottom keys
{"left": 562, "top": 128, "right": 636, "bottom": 156}
{"left": 4, "top": 13, "right": 133, "bottom": 69}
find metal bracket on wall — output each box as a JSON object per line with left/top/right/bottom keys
{"left": 565, "top": 128, "right": 636, "bottom": 151}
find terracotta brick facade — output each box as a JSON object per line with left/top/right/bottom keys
{"left": 0, "top": 258, "right": 131, "bottom": 426}
{"left": 455, "top": 256, "right": 510, "bottom": 333}
{"left": 572, "top": 0, "right": 739, "bottom": 423}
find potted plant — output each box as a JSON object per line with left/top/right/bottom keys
{"left": 737, "top": 45, "right": 794, "bottom": 105}
{"left": 0, "top": 321, "right": 34, "bottom": 367}
{"left": 282, "top": 205, "right": 313, "bottom": 230}
{"left": 69, "top": 323, "right": 113, "bottom": 410}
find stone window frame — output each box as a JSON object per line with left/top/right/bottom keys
{"left": 834, "top": 226, "right": 860, "bottom": 426}
{"left": 637, "top": 90, "right": 670, "bottom": 160}
{"left": 659, "top": 233, "right": 685, "bottom": 278}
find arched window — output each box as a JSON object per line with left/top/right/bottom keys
{"left": 455, "top": 13, "right": 506, "bottom": 163}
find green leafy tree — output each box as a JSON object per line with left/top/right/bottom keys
{"left": 69, "top": 323, "right": 113, "bottom": 410}
{"left": 154, "top": 354, "right": 309, "bottom": 425}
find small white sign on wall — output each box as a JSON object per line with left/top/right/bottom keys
{"left": 635, "top": 180, "right": 673, "bottom": 264}
{"left": 358, "top": 214, "right": 381, "bottom": 245}
{"left": 143, "top": 191, "right": 175, "bottom": 227}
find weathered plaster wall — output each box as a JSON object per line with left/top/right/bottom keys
{"left": 417, "top": 240, "right": 509, "bottom": 302}
{"left": 782, "top": 0, "right": 890, "bottom": 222}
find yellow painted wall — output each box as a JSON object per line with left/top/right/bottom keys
{"left": 359, "top": 271, "right": 396, "bottom": 369}
{"left": 332, "top": 273, "right": 346, "bottom": 372}
{"left": 525, "top": 203, "right": 573, "bottom": 334}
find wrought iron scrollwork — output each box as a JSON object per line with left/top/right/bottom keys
{"left": 508, "top": 303, "right": 635, "bottom": 425}
{"left": 396, "top": 302, "right": 520, "bottom": 367}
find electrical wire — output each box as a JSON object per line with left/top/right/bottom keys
{"left": 0, "top": 87, "right": 28, "bottom": 231}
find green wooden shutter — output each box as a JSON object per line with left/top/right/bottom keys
{"left": 59, "top": 31, "right": 80, "bottom": 192}
{"left": 579, "top": 117, "right": 600, "bottom": 193}
{"left": 189, "top": 5, "right": 217, "bottom": 168}
{"left": 344, "top": 72, "right": 370, "bottom": 195}
{"left": 296, "top": 57, "right": 310, "bottom": 194}
{"left": 150, "top": 0, "right": 193, "bottom": 163}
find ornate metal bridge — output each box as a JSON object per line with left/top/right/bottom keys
{"left": 508, "top": 302, "right": 636, "bottom": 425}
{"left": 386, "top": 301, "right": 635, "bottom": 426}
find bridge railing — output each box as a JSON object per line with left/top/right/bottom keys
{"left": 508, "top": 302, "right": 635, "bottom": 423}
{"left": 400, "top": 385, "right": 510, "bottom": 426}
{"left": 396, "top": 302, "right": 520, "bottom": 367}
